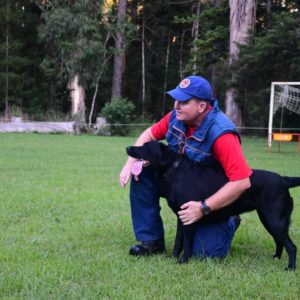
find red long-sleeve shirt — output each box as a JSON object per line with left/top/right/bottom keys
{"left": 151, "top": 112, "right": 252, "bottom": 181}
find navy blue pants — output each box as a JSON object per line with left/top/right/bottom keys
{"left": 130, "top": 166, "right": 237, "bottom": 258}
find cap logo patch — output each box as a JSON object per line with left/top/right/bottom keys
{"left": 179, "top": 78, "right": 191, "bottom": 89}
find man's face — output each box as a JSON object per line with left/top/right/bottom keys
{"left": 174, "top": 98, "right": 208, "bottom": 126}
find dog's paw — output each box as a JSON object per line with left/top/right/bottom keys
{"left": 285, "top": 264, "right": 296, "bottom": 271}
{"left": 172, "top": 249, "right": 181, "bottom": 258}
{"left": 177, "top": 256, "right": 189, "bottom": 264}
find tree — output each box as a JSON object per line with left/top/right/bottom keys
{"left": 67, "top": 74, "right": 86, "bottom": 133}
{"left": 4, "top": 0, "right": 10, "bottom": 118}
{"left": 230, "top": 11, "right": 300, "bottom": 128}
{"left": 191, "top": 0, "right": 201, "bottom": 73}
{"left": 185, "top": 2, "right": 229, "bottom": 94}
{"left": 225, "top": 0, "right": 257, "bottom": 127}
{"left": 1, "top": 0, "right": 299, "bottom": 129}
{"left": 0, "top": 0, "right": 44, "bottom": 119}
{"left": 38, "top": 0, "right": 114, "bottom": 128}
{"left": 125, "top": 0, "right": 197, "bottom": 118}
{"left": 111, "top": 0, "right": 127, "bottom": 100}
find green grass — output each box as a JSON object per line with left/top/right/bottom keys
{"left": 0, "top": 133, "right": 300, "bottom": 299}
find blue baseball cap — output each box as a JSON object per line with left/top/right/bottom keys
{"left": 166, "top": 75, "right": 215, "bottom": 102}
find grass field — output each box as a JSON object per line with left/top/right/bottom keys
{"left": 0, "top": 133, "right": 300, "bottom": 299}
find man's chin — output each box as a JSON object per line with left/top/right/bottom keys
{"left": 176, "top": 113, "right": 184, "bottom": 120}
{"left": 176, "top": 115, "right": 193, "bottom": 125}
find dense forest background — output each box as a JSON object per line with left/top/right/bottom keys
{"left": 0, "top": 0, "right": 300, "bottom": 131}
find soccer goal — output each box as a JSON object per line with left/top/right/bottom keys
{"left": 268, "top": 82, "right": 300, "bottom": 149}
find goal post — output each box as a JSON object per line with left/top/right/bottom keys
{"left": 268, "top": 82, "right": 300, "bottom": 149}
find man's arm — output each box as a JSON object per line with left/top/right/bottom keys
{"left": 119, "top": 112, "right": 172, "bottom": 188}
{"left": 178, "top": 178, "right": 251, "bottom": 225}
{"left": 178, "top": 133, "right": 252, "bottom": 225}
{"left": 119, "top": 127, "right": 156, "bottom": 187}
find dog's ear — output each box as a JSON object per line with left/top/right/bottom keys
{"left": 160, "top": 143, "right": 177, "bottom": 165}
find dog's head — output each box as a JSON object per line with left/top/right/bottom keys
{"left": 126, "top": 141, "right": 176, "bottom": 166}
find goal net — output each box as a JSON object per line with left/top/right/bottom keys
{"left": 268, "top": 82, "right": 300, "bottom": 148}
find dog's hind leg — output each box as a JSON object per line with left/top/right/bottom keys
{"left": 284, "top": 236, "right": 297, "bottom": 271}
{"left": 257, "top": 212, "right": 284, "bottom": 259}
{"left": 267, "top": 232, "right": 296, "bottom": 270}
{"left": 273, "top": 244, "right": 284, "bottom": 260}
{"left": 266, "top": 228, "right": 296, "bottom": 270}
{"left": 258, "top": 211, "right": 296, "bottom": 270}
{"left": 173, "top": 218, "right": 183, "bottom": 257}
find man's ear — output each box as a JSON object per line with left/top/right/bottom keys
{"left": 197, "top": 101, "right": 205, "bottom": 113}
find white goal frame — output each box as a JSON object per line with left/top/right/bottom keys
{"left": 268, "top": 81, "right": 300, "bottom": 148}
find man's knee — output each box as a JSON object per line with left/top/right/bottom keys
{"left": 192, "top": 219, "right": 236, "bottom": 259}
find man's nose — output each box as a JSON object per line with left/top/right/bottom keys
{"left": 174, "top": 100, "right": 180, "bottom": 109}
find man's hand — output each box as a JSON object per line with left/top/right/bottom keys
{"left": 119, "top": 162, "right": 139, "bottom": 188}
{"left": 119, "top": 164, "right": 131, "bottom": 187}
{"left": 178, "top": 201, "right": 203, "bottom": 225}
{"left": 119, "top": 127, "right": 156, "bottom": 188}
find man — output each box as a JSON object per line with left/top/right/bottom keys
{"left": 119, "top": 75, "right": 252, "bottom": 258}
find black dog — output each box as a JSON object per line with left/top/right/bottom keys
{"left": 126, "top": 141, "right": 300, "bottom": 270}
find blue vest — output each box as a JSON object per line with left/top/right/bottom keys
{"left": 165, "top": 101, "right": 240, "bottom": 164}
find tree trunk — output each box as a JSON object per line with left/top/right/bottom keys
{"left": 212, "top": 0, "right": 223, "bottom": 5}
{"left": 68, "top": 74, "right": 86, "bottom": 134}
{"left": 161, "top": 35, "right": 170, "bottom": 117}
{"left": 5, "top": 0, "right": 10, "bottom": 119}
{"left": 267, "top": 0, "right": 272, "bottom": 14}
{"left": 192, "top": 0, "right": 201, "bottom": 74}
{"left": 179, "top": 30, "right": 186, "bottom": 79}
{"left": 141, "top": 7, "right": 146, "bottom": 116}
{"left": 225, "top": 0, "right": 257, "bottom": 127}
{"left": 89, "top": 77, "right": 99, "bottom": 128}
{"left": 88, "top": 31, "right": 111, "bottom": 127}
{"left": 111, "top": 0, "right": 127, "bottom": 101}
{"left": 210, "top": 64, "right": 218, "bottom": 97}
{"left": 266, "top": 0, "right": 272, "bottom": 28}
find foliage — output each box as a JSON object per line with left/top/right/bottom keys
{"left": 185, "top": 3, "right": 229, "bottom": 77}
{"left": 10, "top": 105, "right": 23, "bottom": 117}
{"left": 100, "top": 97, "right": 136, "bottom": 136}
{"left": 39, "top": 0, "right": 106, "bottom": 82}
{"left": 38, "top": 0, "right": 115, "bottom": 118}
{"left": 124, "top": 0, "right": 196, "bottom": 118}
{"left": 37, "top": 0, "right": 138, "bottom": 122}
{"left": 0, "top": 1, "right": 46, "bottom": 115}
{"left": 128, "top": 114, "right": 155, "bottom": 137}
{"left": 29, "top": 108, "right": 72, "bottom": 121}
{"left": 169, "top": 2, "right": 231, "bottom": 108}
{"left": 0, "top": 1, "right": 300, "bottom": 127}
{"left": 229, "top": 11, "right": 300, "bottom": 128}
{"left": 1, "top": 134, "right": 300, "bottom": 299}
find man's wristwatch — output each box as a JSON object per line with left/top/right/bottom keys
{"left": 200, "top": 200, "right": 211, "bottom": 216}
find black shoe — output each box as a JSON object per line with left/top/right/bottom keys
{"left": 129, "top": 239, "right": 165, "bottom": 256}
{"left": 232, "top": 215, "right": 241, "bottom": 231}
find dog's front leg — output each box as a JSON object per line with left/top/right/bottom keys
{"left": 178, "top": 223, "right": 197, "bottom": 264}
{"left": 173, "top": 218, "right": 183, "bottom": 257}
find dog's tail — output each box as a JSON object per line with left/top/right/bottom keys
{"left": 283, "top": 176, "right": 300, "bottom": 188}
